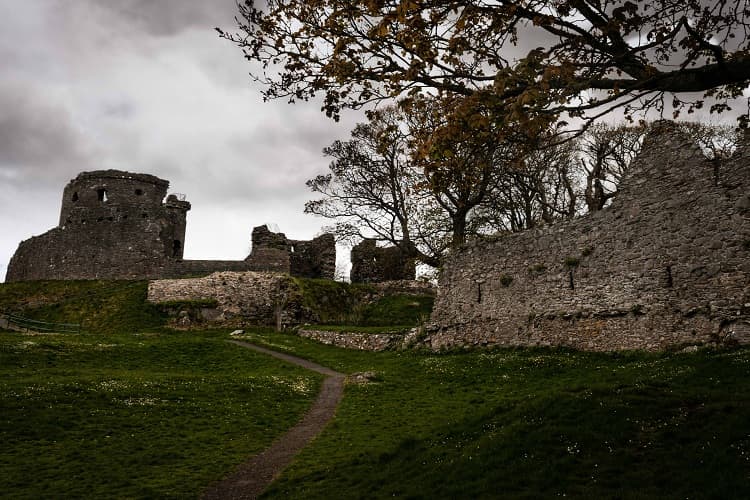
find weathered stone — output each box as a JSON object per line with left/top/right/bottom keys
{"left": 346, "top": 371, "right": 379, "bottom": 385}
{"left": 350, "top": 239, "right": 415, "bottom": 283}
{"left": 148, "top": 271, "right": 313, "bottom": 328}
{"left": 297, "top": 328, "right": 404, "bottom": 351}
{"left": 425, "top": 121, "right": 750, "bottom": 352}
{"left": 7, "top": 170, "right": 191, "bottom": 281}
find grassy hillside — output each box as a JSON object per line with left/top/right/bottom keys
{"left": 0, "top": 280, "right": 166, "bottom": 334}
{"left": 0, "top": 329, "right": 321, "bottom": 499}
{"left": 240, "top": 331, "right": 750, "bottom": 500}
{"left": 0, "top": 278, "right": 434, "bottom": 333}
{"left": 293, "top": 278, "right": 434, "bottom": 327}
{"left": 6, "top": 280, "right": 745, "bottom": 498}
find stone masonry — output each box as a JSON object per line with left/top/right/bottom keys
{"left": 426, "top": 121, "right": 750, "bottom": 351}
{"left": 5, "top": 170, "right": 336, "bottom": 281}
{"left": 350, "top": 239, "right": 416, "bottom": 283}
{"left": 147, "top": 271, "right": 311, "bottom": 327}
{"left": 7, "top": 170, "right": 191, "bottom": 281}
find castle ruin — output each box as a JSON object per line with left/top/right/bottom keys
{"left": 425, "top": 121, "right": 750, "bottom": 351}
{"left": 5, "top": 170, "right": 335, "bottom": 281}
{"left": 349, "top": 239, "right": 415, "bottom": 283}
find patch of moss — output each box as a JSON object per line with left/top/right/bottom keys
{"left": 528, "top": 263, "right": 547, "bottom": 275}
{"left": 499, "top": 274, "right": 514, "bottom": 287}
{"left": 564, "top": 256, "right": 580, "bottom": 268}
{"left": 358, "top": 294, "right": 434, "bottom": 327}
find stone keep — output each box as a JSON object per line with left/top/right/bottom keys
{"left": 7, "top": 170, "right": 191, "bottom": 281}
{"left": 426, "top": 121, "right": 750, "bottom": 351}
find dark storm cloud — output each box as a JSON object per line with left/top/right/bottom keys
{"left": 0, "top": 0, "right": 364, "bottom": 279}
{"left": 0, "top": 81, "right": 95, "bottom": 186}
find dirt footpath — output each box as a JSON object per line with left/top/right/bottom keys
{"left": 202, "top": 340, "right": 344, "bottom": 500}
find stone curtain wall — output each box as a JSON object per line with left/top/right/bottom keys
{"left": 426, "top": 122, "right": 750, "bottom": 351}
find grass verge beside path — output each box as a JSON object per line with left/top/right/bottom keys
{"left": 240, "top": 331, "right": 750, "bottom": 499}
{"left": 0, "top": 329, "right": 322, "bottom": 499}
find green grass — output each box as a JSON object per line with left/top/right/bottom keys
{"left": 0, "top": 329, "right": 322, "bottom": 499}
{"left": 357, "top": 294, "right": 434, "bottom": 327}
{"left": 292, "top": 278, "right": 434, "bottom": 327}
{"left": 236, "top": 331, "right": 750, "bottom": 499}
{"left": 4, "top": 281, "right": 748, "bottom": 498}
{"left": 0, "top": 280, "right": 166, "bottom": 334}
{"left": 0, "top": 279, "right": 434, "bottom": 333}
{"left": 293, "top": 278, "right": 375, "bottom": 325}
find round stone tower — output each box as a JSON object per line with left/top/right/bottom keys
{"left": 5, "top": 169, "right": 192, "bottom": 281}
{"left": 59, "top": 170, "right": 171, "bottom": 227}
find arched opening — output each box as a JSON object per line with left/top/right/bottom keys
{"left": 135, "top": 188, "right": 143, "bottom": 196}
{"left": 72, "top": 192, "right": 79, "bottom": 202}
{"left": 172, "top": 240, "right": 182, "bottom": 257}
{"left": 97, "top": 189, "right": 108, "bottom": 202}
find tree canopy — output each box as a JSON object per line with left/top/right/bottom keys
{"left": 221, "top": 0, "right": 750, "bottom": 129}
{"left": 307, "top": 98, "right": 583, "bottom": 267}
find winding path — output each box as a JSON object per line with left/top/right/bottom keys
{"left": 202, "top": 340, "right": 344, "bottom": 500}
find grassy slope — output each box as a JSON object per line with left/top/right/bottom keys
{"left": 293, "top": 278, "right": 434, "bottom": 328}
{"left": 0, "top": 280, "right": 165, "bottom": 334}
{"left": 0, "top": 279, "right": 435, "bottom": 332}
{"left": 241, "top": 331, "right": 750, "bottom": 500}
{"left": 3, "top": 280, "right": 748, "bottom": 498}
{"left": 0, "top": 330, "right": 322, "bottom": 499}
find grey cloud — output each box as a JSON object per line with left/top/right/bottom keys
{"left": 89, "top": 0, "right": 239, "bottom": 36}
{"left": 0, "top": 81, "right": 95, "bottom": 187}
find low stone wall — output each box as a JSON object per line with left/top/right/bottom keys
{"left": 147, "top": 271, "right": 310, "bottom": 328}
{"left": 297, "top": 328, "right": 405, "bottom": 351}
{"left": 371, "top": 280, "right": 436, "bottom": 297}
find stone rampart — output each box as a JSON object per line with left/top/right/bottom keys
{"left": 426, "top": 121, "right": 750, "bottom": 351}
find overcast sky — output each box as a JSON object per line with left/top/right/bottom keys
{"left": 0, "top": 0, "right": 364, "bottom": 281}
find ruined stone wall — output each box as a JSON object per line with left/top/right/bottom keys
{"left": 244, "top": 225, "right": 336, "bottom": 279}
{"left": 7, "top": 170, "right": 190, "bottom": 281}
{"left": 426, "top": 122, "right": 750, "bottom": 351}
{"left": 350, "top": 239, "right": 416, "bottom": 283}
{"left": 147, "top": 271, "right": 312, "bottom": 327}
{"left": 289, "top": 233, "right": 336, "bottom": 279}
{"left": 297, "top": 328, "right": 405, "bottom": 351}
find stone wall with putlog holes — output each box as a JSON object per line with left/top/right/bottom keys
{"left": 424, "top": 121, "right": 750, "bottom": 352}
{"left": 6, "top": 170, "right": 191, "bottom": 281}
